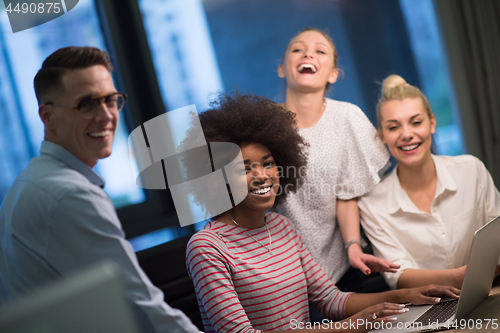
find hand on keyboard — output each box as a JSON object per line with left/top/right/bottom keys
{"left": 403, "top": 284, "right": 460, "bottom": 306}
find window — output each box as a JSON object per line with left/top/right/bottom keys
{"left": 400, "top": 0, "right": 464, "bottom": 156}
{"left": 1, "top": 0, "right": 465, "bottom": 250}
{"left": 131, "top": 0, "right": 224, "bottom": 246}
{"left": 0, "top": 0, "right": 144, "bottom": 208}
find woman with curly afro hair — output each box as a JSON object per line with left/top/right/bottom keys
{"left": 185, "top": 93, "right": 459, "bottom": 333}
{"left": 179, "top": 93, "right": 308, "bottom": 212}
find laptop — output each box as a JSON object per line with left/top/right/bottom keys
{"left": 0, "top": 261, "right": 139, "bottom": 333}
{"left": 371, "top": 215, "right": 500, "bottom": 332}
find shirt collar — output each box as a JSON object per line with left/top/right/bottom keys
{"left": 40, "top": 141, "right": 106, "bottom": 188}
{"left": 386, "top": 168, "right": 409, "bottom": 214}
{"left": 432, "top": 154, "right": 457, "bottom": 195}
{"left": 386, "top": 155, "right": 457, "bottom": 214}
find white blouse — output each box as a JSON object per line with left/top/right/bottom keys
{"left": 359, "top": 154, "right": 500, "bottom": 289}
{"left": 277, "top": 98, "right": 389, "bottom": 283}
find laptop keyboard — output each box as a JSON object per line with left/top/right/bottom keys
{"left": 413, "top": 299, "right": 458, "bottom": 325}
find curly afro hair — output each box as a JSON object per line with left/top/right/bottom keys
{"left": 180, "top": 93, "right": 308, "bottom": 216}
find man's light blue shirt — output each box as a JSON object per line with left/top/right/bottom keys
{"left": 0, "top": 141, "right": 199, "bottom": 333}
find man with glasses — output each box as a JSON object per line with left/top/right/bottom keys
{"left": 0, "top": 47, "right": 199, "bottom": 333}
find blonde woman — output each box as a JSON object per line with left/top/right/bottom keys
{"left": 359, "top": 75, "right": 500, "bottom": 290}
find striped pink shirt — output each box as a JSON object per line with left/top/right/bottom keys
{"left": 186, "top": 212, "right": 352, "bottom": 333}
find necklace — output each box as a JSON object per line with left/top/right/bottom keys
{"left": 230, "top": 215, "right": 273, "bottom": 255}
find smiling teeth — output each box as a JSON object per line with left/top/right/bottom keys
{"left": 401, "top": 144, "right": 419, "bottom": 151}
{"left": 251, "top": 187, "right": 271, "bottom": 195}
{"left": 89, "top": 131, "right": 110, "bottom": 137}
{"left": 298, "top": 64, "right": 317, "bottom": 73}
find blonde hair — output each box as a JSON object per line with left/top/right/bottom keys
{"left": 376, "top": 75, "right": 434, "bottom": 134}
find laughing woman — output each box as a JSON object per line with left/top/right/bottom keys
{"left": 185, "top": 93, "right": 458, "bottom": 333}
{"left": 358, "top": 75, "right": 500, "bottom": 290}
{"left": 275, "top": 28, "right": 397, "bottom": 291}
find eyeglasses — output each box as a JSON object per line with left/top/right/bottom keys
{"left": 46, "top": 92, "right": 127, "bottom": 119}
